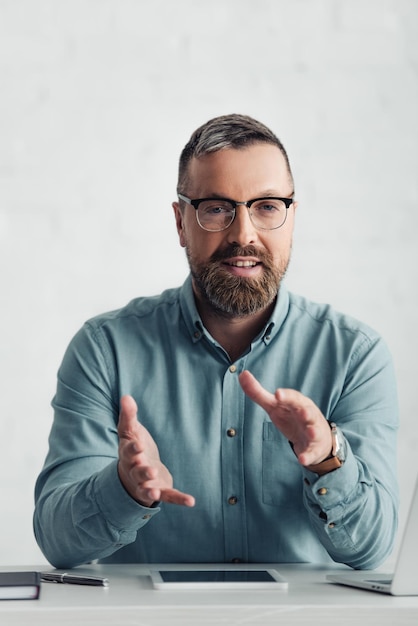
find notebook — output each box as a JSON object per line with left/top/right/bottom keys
{"left": 327, "top": 476, "right": 418, "bottom": 596}
{"left": 0, "top": 571, "right": 41, "bottom": 600}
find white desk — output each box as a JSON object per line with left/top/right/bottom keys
{"left": 1, "top": 563, "right": 418, "bottom": 625}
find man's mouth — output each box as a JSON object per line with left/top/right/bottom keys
{"left": 224, "top": 260, "right": 259, "bottom": 268}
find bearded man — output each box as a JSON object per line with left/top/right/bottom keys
{"left": 34, "top": 114, "right": 398, "bottom": 570}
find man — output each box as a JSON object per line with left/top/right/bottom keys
{"left": 34, "top": 114, "right": 398, "bottom": 569}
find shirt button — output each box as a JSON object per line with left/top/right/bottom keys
{"left": 227, "top": 428, "right": 237, "bottom": 437}
{"left": 142, "top": 514, "right": 152, "bottom": 519}
{"left": 317, "top": 487, "right": 327, "bottom": 496}
{"left": 328, "top": 522, "right": 336, "bottom": 529}
{"left": 194, "top": 331, "right": 201, "bottom": 339}
{"left": 229, "top": 365, "right": 237, "bottom": 373}
{"left": 228, "top": 496, "right": 238, "bottom": 505}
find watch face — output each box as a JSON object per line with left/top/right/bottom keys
{"left": 334, "top": 427, "right": 346, "bottom": 462}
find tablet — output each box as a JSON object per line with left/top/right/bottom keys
{"left": 149, "top": 568, "right": 288, "bottom": 590}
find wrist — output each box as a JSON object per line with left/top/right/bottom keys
{"left": 306, "top": 422, "right": 346, "bottom": 475}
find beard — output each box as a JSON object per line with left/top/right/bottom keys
{"left": 186, "top": 244, "right": 290, "bottom": 319}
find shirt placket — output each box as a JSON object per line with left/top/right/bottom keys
{"left": 220, "top": 361, "right": 248, "bottom": 563}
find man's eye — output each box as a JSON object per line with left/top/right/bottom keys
{"left": 254, "top": 200, "right": 284, "bottom": 213}
{"left": 258, "top": 204, "right": 279, "bottom": 212}
{"left": 201, "top": 203, "right": 232, "bottom": 215}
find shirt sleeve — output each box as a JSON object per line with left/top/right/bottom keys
{"left": 301, "top": 333, "right": 399, "bottom": 570}
{"left": 33, "top": 322, "right": 160, "bottom": 568}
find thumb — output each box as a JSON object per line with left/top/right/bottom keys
{"left": 118, "top": 394, "right": 139, "bottom": 440}
{"left": 239, "top": 370, "right": 276, "bottom": 412}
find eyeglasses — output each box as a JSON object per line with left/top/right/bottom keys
{"left": 178, "top": 193, "right": 293, "bottom": 232}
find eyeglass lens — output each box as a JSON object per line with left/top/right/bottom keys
{"left": 196, "top": 199, "right": 288, "bottom": 231}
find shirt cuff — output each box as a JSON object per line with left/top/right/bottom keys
{"left": 93, "top": 460, "right": 161, "bottom": 530}
{"left": 302, "top": 442, "right": 361, "bottom": 510}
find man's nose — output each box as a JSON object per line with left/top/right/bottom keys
{"left": 226, "top": 204, "right": 257, "bottom": 246}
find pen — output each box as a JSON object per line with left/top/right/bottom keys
{"left": 41, "top": 572, "right": 109, "bottom": 587}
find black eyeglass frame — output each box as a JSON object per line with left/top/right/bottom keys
{"left": 178, "top": 193, "right": 294, "bottom": 232}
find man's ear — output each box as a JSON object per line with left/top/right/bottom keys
{"left": 172, "top": 202, "right": 187, "bottom": 247}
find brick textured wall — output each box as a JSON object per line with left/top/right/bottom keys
{"left": 0, "top": 0, "right": 417, "bottom": 564}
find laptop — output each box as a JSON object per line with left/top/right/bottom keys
{"left": 327, "top": 475, "right": 418, "bottom": 595}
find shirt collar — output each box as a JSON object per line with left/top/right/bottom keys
{"left": 179, "top": 275, "right": 290, "bottom": 347}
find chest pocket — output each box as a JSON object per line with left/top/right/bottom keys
{"left": 262, "top": 421, "right": 300, "bottom": 506}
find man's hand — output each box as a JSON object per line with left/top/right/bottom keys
{"left": 117, "top": 395, "right": 195, "bottom": 508}
{"left": 239, "top": 370, "right": 332, "bottom": 467}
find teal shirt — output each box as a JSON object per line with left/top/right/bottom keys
{"left": 34, "top": 277, "right": 399, "bottom": 569}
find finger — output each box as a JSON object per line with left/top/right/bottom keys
{"left": 159, "top": 489, "right": 196, "bottom": 507}
{"left": 239, "top": 370, "right": 276, "bottom": 411}
{"left": 274, "top": 388, "right": 314, "bottom": 414}
{"left": 137, "top": 487, "right": 195, "bottom": 508}
{"left": 131, "top": 464, "right": 159, "bottom": 482}
{"left": 118, "top": 395, "right": 139, "bottom": 440}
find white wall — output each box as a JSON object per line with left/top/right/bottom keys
{"left": 1, "top": 0, "right": 417, "bottom": 566}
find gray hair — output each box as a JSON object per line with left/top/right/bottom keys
{"left": 177, "top": 113, "right": 294, "bottom": 194}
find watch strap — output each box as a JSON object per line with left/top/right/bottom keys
{"left": 306, "top": 421, "right": 344, "bottom": 475}
{"left": 306, "top": 455, "right": 342, "bottom": 476}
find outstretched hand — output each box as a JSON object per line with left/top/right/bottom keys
{"left": 239, "top": 370, "right": 332, "bottom": 467}
{"left": 117, "top": 395, "right": 195, "bottom": 508}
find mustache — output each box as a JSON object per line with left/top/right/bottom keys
{"left": 209, "top": 245, "right": 273, "bottom": 264}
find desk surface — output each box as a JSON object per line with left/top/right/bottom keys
{"left": 1, "top": 563, "right": 418, "bottom": 625}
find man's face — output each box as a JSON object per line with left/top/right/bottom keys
{"left": 173, "top": 143, "right": 296, "bottom": 318}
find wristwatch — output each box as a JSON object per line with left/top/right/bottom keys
{"left": 306, "top": 422, "right": 346, "bottom": 476}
